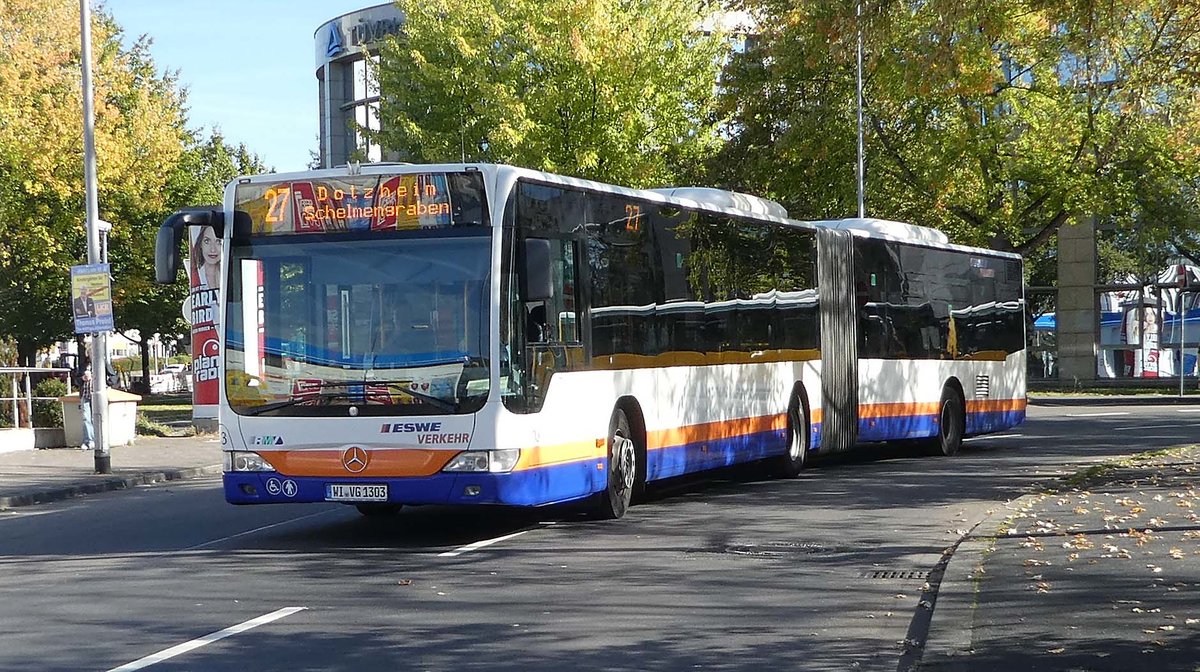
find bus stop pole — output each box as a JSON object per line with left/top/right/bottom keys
{"left": 80, "top": 0, "right": 110, "bottom": 474}
{"left": 1181, "top": 288, "right": 1188, "bottom": 398}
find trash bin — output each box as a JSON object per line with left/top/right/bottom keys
{"left": 59, "top": 390, "right": 142, "bottom": 447}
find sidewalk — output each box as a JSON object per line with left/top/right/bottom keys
{"left": 921, "top": 447, "right": 1200, "bottom": 671}
{"left": 0, "top": 435, "right": 223, "bottom": 509}
{"left": 1029, "top": 393, "right": 1200, "bottom": 406}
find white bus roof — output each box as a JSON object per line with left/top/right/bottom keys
{"left": 229, "top": 163, "right": 1021, "bottom": 260}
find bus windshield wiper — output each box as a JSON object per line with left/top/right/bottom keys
{"left": 321, "top": 380, "right": 458, "bottom": 413}
{"left": 241, "top": 398, "right": 311, "bottom": 416}
{"left": 239, "top": 393, "right": 359, "bottom": 416}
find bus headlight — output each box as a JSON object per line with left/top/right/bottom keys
{"left": 224, "top": 451, "right": 276, "bottom": 472}
{"left": 443, "top": 449, "right": 520, "bottom": 473}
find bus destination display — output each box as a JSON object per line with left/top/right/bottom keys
{"left": 236, "top": 173, "right": 456, "bottom": 234}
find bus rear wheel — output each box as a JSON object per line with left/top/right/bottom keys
{"left": 593, "top": 408, "right": 636, "bottom": 519}
{"left": 928, "top": 388, "right": 965, "bottom": 457}
{"left": 773, "top": 391, "right": 809, "bottom": 478}
{"left": 355, "top": 503, "right": 403, "bottom": 517}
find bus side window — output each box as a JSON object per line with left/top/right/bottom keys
{"left": 526, "top": 239, "right": 582, "bottom": 401}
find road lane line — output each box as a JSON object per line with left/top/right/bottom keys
{"left": 1064, "top": 411, "right": 1130, "bottom": 417}
{"left": 964, "top": 433, "right": 1023, "bottom": 441}
{"left": 1176, "top": 408, "right": 1200, "bottom": 413}
{"left": 438, "top": 529, "right": 531, "bottom": 558}
{"left": 181, "top": 510, "right": 337, "bottom": 551}
{"left": 106, "top": 607, "right": 306, "bottom": 671}
{"left": 1112, "top": 423, "right": 1182, "bottom": 431}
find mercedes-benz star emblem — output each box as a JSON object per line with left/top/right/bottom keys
{"left": 342, "top": 446, "right": 369, "bottom": 473}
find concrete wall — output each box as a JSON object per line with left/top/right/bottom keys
{"left": 1056, "top": 216, "right": 1097, "bottom": 383}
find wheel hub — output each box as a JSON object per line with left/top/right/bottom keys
{"left": 613, "top": 435, "right": 635, "bottom": 492}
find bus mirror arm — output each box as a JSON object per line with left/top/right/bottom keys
{"left": 521, "top": 238, "right": 554, "bottom": 302}
{"left": 154, "top": 207, "right": 223, "bottom": 284}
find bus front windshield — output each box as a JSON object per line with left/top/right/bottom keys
{"left": 225, "top": 231, "right": 492, "bottom": 416}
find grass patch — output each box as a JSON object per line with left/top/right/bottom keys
{"left": 1030, "top": 388, "right": 1200, "bottom": 397}
{"left": 1060, "top": 445, "right": 1199, "bottom": 488}
{"left": 135, "top": 393, "right": 194, "bottom": 437}
{"left": 138, "top": 393, "right": 192, "bottom": 426}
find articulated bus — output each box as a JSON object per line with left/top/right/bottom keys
{"left": 155, "top": 163, "right": 1025, "bottom": 518}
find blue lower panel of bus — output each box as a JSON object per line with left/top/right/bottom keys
{"left": 966, "top": 409, "right": 1026, "bottom": 436}
{"left": 223, "top": 460, "right": 607, "bottom": 507}
{"left": 855, "top": 409, "right": 1026, "bottom": 443}
{"left": 647, "top": 427, "right": 790, "bottom": 481}
{"left": 858, "top": 414, "right": 940, "bottom": 443}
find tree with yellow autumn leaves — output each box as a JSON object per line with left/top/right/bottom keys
{"left": 0, "top": 0, "right": 261, "bottom": 369}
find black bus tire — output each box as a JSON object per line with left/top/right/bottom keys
{"left": 928, "top": 387, "right": 965, "bottom": 457}
{"left": 773, "top": 390, "right": 809, "bottom": 478}
{"left": 593, "top": 408, "right": 637, "bottom": 519}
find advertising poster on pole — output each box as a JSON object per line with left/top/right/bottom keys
{"left": 188, "top": 225, "right": 221, "bottom": 416}
{"left": 70, "top": 263, "right": 115, "bottom": 334}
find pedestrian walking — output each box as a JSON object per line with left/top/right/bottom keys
{"left": 77, "top": 366, "right": 94, "bottom": 451}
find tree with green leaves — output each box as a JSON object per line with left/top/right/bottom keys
{"left": 374, "top": 0, "right": 728, "bottom": 188}
{"left": 713, "top": 1, "right": 1200, "bottom": 286}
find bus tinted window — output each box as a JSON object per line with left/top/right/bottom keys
{"left": 856, "top": 238, "right": 1023, "bottom": 360}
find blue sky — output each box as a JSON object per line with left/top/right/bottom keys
{"left": 103, "top": 0, "right": 380, "bottom": 172}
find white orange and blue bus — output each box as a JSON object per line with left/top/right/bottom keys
{"left": 154, "top": 163, "right": 1026, "bottom": 518}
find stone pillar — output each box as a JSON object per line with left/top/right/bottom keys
{"left": 1056, "top": 216, "right": 1097, "bottom": 383}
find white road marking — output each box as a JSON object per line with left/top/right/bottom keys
{"left": 1112, "top": 423, "right": 1182, "bottom": 431}
{"left": 964, "top": 433, "right": 1023, "bottom": 441}
{"left": 181, "top": 510, "right": 337, "bottom": 551}
{"left": 1175, "top": 407, "right": 1200, "bottom": 413}
{"left": 106, "top": 607, "right": 306, "bottom": 671}
{"left": 1064, "top": 411, "right": 1130, "bottom": 417}
{"left": 0, "top": 508, "right": 74, "bottom": 522}
{"left": 438, "top": 529, "right": 531, "bottom": 558}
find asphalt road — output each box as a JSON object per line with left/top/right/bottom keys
{"left": 1, "top": 402, "right": 1198, "bottom": 672}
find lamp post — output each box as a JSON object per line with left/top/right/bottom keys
{"left": 80, "top": 0, "right": 110, "bottom": 474}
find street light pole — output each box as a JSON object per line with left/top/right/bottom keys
{"left": 80, "top": 0, "right": 110, "bottom": 474}
{"left": 856, "top": 0, "right": 865, "bottom": 219}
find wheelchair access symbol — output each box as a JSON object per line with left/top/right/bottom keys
{"left": 265, "top": 477, "right": 282, "bottom": 496}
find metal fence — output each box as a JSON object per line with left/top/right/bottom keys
{"left": 0, "top": 367, "right": 73, "bottom": 429}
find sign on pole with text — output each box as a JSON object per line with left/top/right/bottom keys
{"left": 70, "top": 263, "right": 115, "bottom": 334}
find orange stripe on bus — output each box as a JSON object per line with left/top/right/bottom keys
{"left": 514, "top": 440, "right": 606, "bottom": 471}
{"left": 966, "top": 397, "right": 1027, "bottom": 414}
{"left": 255, "top": 449, "right": 459, "bottom": 478}
{"left": 857, "top": 401, "right": 941, "bottom": 419}
{"left": 646, "top": 413, "right": 787, "bottom": 451}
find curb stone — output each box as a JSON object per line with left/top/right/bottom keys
{"left": 0, "top": 464, "right": 222, "bottom": 510}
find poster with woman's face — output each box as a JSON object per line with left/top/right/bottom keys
{"left": 189, "top": 226, "right": 221, "bottom": 409}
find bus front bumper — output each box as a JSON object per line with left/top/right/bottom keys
{"left": 223, "top": 460, "right": 605, "bottom": 507}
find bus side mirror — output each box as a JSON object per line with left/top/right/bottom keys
{"left": 522, "top": 238, "right": 553, "bottom": 302}
{"left": 154, "top": 207, "right": 223, "bottom": 284}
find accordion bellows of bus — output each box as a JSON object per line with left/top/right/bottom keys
{"left": 154, "top": 163, "right": 1025, "bottom": 519}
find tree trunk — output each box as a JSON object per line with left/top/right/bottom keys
{"left": 16, "top": 340, "right": 37, "bottom": 368}
{"left": 140, "top": 339, "right": 151, "bottom": 392}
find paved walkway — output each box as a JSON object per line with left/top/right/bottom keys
{"left": 0, "top": 435, "right": 223, "bottom": 509}
{"left": 920, "top": 447, "right": 1200, "bottom": 671}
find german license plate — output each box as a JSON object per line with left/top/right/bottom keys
{"left": 325, "top": 483, "right": 388, "bottom": 502}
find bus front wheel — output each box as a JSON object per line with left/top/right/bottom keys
{"left": 928, "top": 388, "right": 965, "bottom": 457}
{"left": 593, "top": 408, "right": 637, "bottom": 519}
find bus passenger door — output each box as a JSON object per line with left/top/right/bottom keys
{"left": 514, "top": 237, "right": 584, "bottom": 410}
{"left": 817, "top": 228, "right": 858, "bottom": 452}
